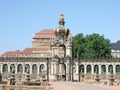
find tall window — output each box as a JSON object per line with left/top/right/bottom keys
{"left": 101, "top": 65, "right": 106, "bottom": 74}
{"left": 94, "top": 65, "right": 99, "bottom": 73}
{"left": 116, "top": 65, "right": 120, "bottom": 73}
{"left": 79, "top": 65, "right": 84, "bottom": 73}
{"left": 17, "top": 64, "right": 23, "bottom": 73}
{"left": 3, "top": 64, "right": 8, "bottom": 73}
{"left": 32, "top": 64, "right": 37, "bottom": 74}
{"left": 10, "top": 64, "right": 15, "bottom": 73}
{"left": 25, "top": 64, "right": 30, "bottom": 73}
{"left": 108, "top": 65, "right": 113, "bottom": 73}
{"left": 39, "top": 64, "right": 46, "bottom": 78}
{"left": 87, "top": 65, "right": 91, "bottom": 74}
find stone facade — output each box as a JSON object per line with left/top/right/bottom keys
{"left": 0, "top": 58, "right": 120, "bottom": 81}
{"left": 0, "top": 14, "right": 120, "bottom": 82}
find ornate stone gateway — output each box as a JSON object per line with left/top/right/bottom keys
{"left": 51, "top": 14, "right": 73, "bottom": 81}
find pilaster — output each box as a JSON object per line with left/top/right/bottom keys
{"left": 99, "top": 64, "right": 101, "bottom": 74}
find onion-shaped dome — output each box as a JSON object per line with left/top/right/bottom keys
{"left": 54, "top": 14, "right": 70, "bottom": 38}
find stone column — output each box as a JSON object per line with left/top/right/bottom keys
{"left": 59, "top": 64, "right": 62, "bottom": 75}
{"left": 91, "top": 65, "right": 94, "bottom": 74}
{"left": 66, "top": 63, "right": 69, "bottom": 75}
{"left": 15, "top": 64, "right": 18, "bottom": 74}
{"left": 8, "top": 63, "right": 10, "bottom": 73}
{"left": 113, "top": 64, "right": 116, "bottom": 75}
{"left": 51, "top": 48, "right": 53, "bottom": 57}
{"left": 66, "top": 46, "right": 72, "bottom": 57}
{"left": 51, "top": 63, "right": 54, "bottom": 75}
{"left": 84, "top": 65, "right": 87, "bottom": 74}
{"left": 56, "top": 63, "right": 59, "bottom": 76}
{"left": 99, "top": 64, "right": 101, "bottom": 74}
{"left": 76, "top": 63, "right": 78, "bottom": 75}
{"left": 66, "top": 63, "right": 69, "bottom": 81}
{"left": 106, "top": 64, "right": 108, "bottom": 74}
{"left": 37, "top": 65, "right": 39, "bottom": 74}
{"left": 22, "top": 64, "right": 25, "bottom": 74}
{"left": 0, "top": 64, "right": 2, "bottom": 73}
{"left": 55, "top": 47, "right": 58, "bottom": 56}
{"left": 30, "top": 64, "right": 33, "bottom": 74}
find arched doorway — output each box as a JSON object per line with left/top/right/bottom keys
{"left": 79, "top": 65, "right": 84, "bottom": 73}
{"left": 116, "top": 65, "right": 120, "bottom": 73}
{"left": 61, "top": 63, "right": 66, "bottom": 80}
{"left": 10, "top": 64, "right": 15, "bottom": 73}
{"left": 17, "top": 64, "right": 23, "bottom": 74}
{"left": 94, "top": 65, "right": 99, "bottom": 74}
{"left": 108, "top": 65, "right": 113, "bottom": 73}
{"left": 57, "top": 63, "right": 66, "bottom": 81}
{"left": 25, "top": 64, "right": 30, "bottom": 73}
{"left": 86, "top": 65, "right": 91, "bottom": 74}
{"left": 32, "top": 64, "right": 37, "bottom": 74}
{"left": 101, "top": 65, "right": 106, "bottom": 74}
{"left": 39, "top": 64, "right": 46, "bottom": 78}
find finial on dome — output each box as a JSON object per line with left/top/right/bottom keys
{"left": 59, "top": 13, "right": 65, "bottom": 27}
{"left": 60, "top": 13, "right": 64, "bottom": 21}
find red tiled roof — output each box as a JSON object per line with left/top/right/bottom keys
{"left": 33, "top": 29, "right": 72, "bottom": 39}
{"left": 22, "top": 48, "right": 50, "bottom": 53}
{"left": 33, "top": 29, "right": 55, "bottom": 39}
{"left": 1, "top": 50, "right": 21, "bottom": 57}
{"left": 1, "top": 47, "right": 51, "bottom": 57}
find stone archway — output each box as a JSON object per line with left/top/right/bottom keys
{"left": 25, "top": 64, "right": 30, "bottom": 73}
{"left": 2, "top": 64, "right": 8, "bottom": 73}
{"left": 108, "top": 65, "right": 113, "bottom": 73}
{"left": 116, "top": 65, "right": 120, "bottom": 73}
{"left": 10, "top": 64, "right": 15, "bottom": 73}
{"left": 79, "top": 64, "right": 84, "bottom": 73}
{"left": 17, "top": 64, "right": 23, "bottom": 74}
{"left": 86, "top": 65, "right": 91, "bottom": 74}
{"left": 58, "top": 63, "right": 66, "bottom": 81}
{"left": 94, "top": 65, "right": 99, "bottom": 74}
{"left": 50, "top": 14, "right": 72, "bottom": 81}
{"left": 32, "top": 64, "right": 37, "bottom": 74}
{"left": 101, "top": 65, "right": 106, "bottom": 74}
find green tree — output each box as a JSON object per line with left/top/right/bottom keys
{"left": 73, "top": 33, "right": 111, "bottom": 58}
{"left": 72, "top": 33, "right": 85, "bottom": 58}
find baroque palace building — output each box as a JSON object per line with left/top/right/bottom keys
{"left": 0, "top": 14, "right": 120, "bottom": 82}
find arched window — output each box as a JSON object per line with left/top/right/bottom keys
{"left": 3, "top": 64, "right": 8, "bottom": 73}
{"left": 39, "top": 64, "right": 46, "bottom": 77}
{"left": 39, "top": 64, "right": 45, "bottom": 73}
{"left": 101, "top": 65, "right": 106, "bottom": 74}
{"left": 17, "top": 64, "right": 23, "bottom": 73}
{"left": 10, "top": 64, "right": 15, "bottom": 73}
{"left": 94, "top": 65, "right": 99, "bottom": 74}
{"left": 79, "top": 65, "right": 84, "bottom": 73}
{"left": 25, "top": 64, "right": 30, "bottom": 73}
{"left": 116, "top": 65, "right": 120, "bottom": 73}
{"left": 32, "top": 64, "right": 37, "bottom": 74}
{"left": 108, "top": 65, "right": 113, "bottom": 73}
{"left": 86, "top": 65, "right": 91, "bottom": 74}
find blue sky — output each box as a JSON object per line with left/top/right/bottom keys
{"left": 0, "top": 0, "right": 120, "bottom": 54}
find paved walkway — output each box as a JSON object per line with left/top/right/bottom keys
{"left": 50, "top": 81, "right": 120, "bottom": 90}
